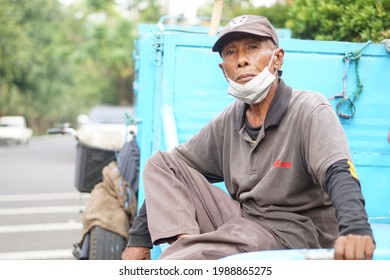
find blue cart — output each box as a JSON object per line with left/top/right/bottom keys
{"left": 133, "top": 21, "right": 390, "bottom": 260}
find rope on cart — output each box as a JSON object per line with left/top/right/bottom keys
{"left": 329, "top": 40, "right": 372, "bottom": 119}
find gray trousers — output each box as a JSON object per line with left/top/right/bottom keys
{"left": 143, "top": 151, "right": 282, "bottom": 260}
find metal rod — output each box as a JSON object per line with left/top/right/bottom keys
{"left": 209, "top": 0, "right": 223, "bottom": 35}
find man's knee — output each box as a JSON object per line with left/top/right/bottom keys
{"left": 145, "top": 151, "right": 175, "bottom": 169}
{"left": 144, "top": 151, "right": 167, "bottom": 175}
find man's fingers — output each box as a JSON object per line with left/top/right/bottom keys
{"left": 351, "top": 235, "right": 375, "bottom": 260}
{"left": 364, "top": 237, "right": 376, "bottom": 260}
{"left": 334, "top": 236, "right": 346, "bottom": 260}
{"left": 333, "top": 235, "right": 376, "bottom": 260}
{"left": 353, "top": 236, "right": 366, "bottom": 260}
{"left": 343, "top": 235, "right": 357, "bottom": 260}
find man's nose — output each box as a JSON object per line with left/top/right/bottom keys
{"left": 237, "top": 50, "right": 250, "bottom": 68}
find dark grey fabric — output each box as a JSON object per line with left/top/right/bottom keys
{"left": 324, "top": 159, "right": 373, "bottom": 238}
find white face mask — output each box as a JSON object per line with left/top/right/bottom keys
{"left": 226, "top": 50, "right": 277, "bottom": 104}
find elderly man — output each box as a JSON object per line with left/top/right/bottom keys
{"left": 122, "top": 15, "right": 375, "bottom": 260}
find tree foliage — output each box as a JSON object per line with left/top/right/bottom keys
{"left": 286, "top": 0, "right": 390, "bottom": 42}
{"left": 0, "top": 0, "right": 70, "bottom": 131}
{"left": 0, "top": 0, "right": 162, "bottom": 133}
{"left": 199, "top": 0, "right": 389, "bottom": 42}
{"left": 198, "top": 0, "right": 289, "bottom": 28}
{"left": 2, "top": 0, "right": 388, "bottom": 134}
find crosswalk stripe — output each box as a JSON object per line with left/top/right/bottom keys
{"left": 0, "top": 249, "right": 74, "bottom": 260}
{"left": 0, "top": 192, "right": 89, "bottom": 202}
{"left": 0, "top": 222, "right": 83, "bottom": 233}
{"left": 0, "top": 205, "right": 85, "bottom": 215}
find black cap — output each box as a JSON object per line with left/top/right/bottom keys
{"left": 212, "top": 15, "right": 279, "bottom": 53}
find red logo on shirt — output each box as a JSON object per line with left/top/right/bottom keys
{"left": 274, "top": 160, "right": 292, "bottom": 169}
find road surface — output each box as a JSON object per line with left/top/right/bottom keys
{"left": 0, "top": 135, "right": 89, "bottom": 259}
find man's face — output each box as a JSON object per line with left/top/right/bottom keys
{"left": 220, "top": 34, "right": 276, "bottom": 85}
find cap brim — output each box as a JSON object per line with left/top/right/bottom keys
{"left": 212, "top": 31, "right": 273, "bottom": 53}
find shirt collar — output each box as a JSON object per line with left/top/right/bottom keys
{"left": 234, "top": 78, "right": 292, "bottom": 131}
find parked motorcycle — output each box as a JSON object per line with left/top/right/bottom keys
{"left": 47, "top": 111, "right": 139, "bottom": 260}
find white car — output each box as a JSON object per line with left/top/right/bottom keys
{"left": 0, "top": 116, "right": 33, "bottom": 145}
{"left": 76, "top": 105, "right": 136, "bottom": 150}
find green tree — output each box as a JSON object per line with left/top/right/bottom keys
{"left": 80, "top": 0, "right": 163, "bottom": 106}
{"left": 287, "top": 0, "right": 390, "bottom": 42}
{"left": 0, "top": 0, "right": 71, "bottom": 131}
{"left": 198, "top": 0, "right": 289, "bottom": 28}
{"left": 0, "top": 0, "right": 163, "bottom": 133}
{"left": 248, "top": 4, "right": 290, "bottom": 28}
{"left": 129, "top": 0, "right": 164, "bottom": 23}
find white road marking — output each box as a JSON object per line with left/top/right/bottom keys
{"left": 0, "top": 192, "right": 89, "bottom": 202}
{"left": 0, "top": 249, "right": 74, "bottom": 260}
{"left": 0, "top": 205, "right": 85, "bottom": 215}
{"left": 0, "top": 192, "right": 88, "bottom": 260}
{"left": 0, "top": 222, "right": 83, "bottom": 233}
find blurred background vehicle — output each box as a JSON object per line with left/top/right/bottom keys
{"left": 47, "top": 104, "right": 139, "bottom": 260}
{"left": 0, "top": 116, "right": 33, "bottom": 145}
{"left": 76, "top": 105, "right": 136, "bottom": 151}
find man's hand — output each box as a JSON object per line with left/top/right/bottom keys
{"left": 121, "top": 246, "right": 151, "bottom": 260}
{"left": 334, "top": 234, "right": 375, "bottom": 260}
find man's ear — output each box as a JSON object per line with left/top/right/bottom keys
{"left": 274, "top": 48, "right": 284, "bottom": 70}
{"left": 219, "top": 63, "right": 229, "bottom": 82}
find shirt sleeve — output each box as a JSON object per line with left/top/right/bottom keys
{"left": 303, "top": 101, "right": 352, "bottom": 187}
{"left": 127, "top": 202, "right": 153, "bottom": 248}
{"left": 324, "top": 159, "right": 374, "bottom": 238}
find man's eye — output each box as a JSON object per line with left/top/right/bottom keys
{"left": 225, "top": 50, "right": 235, "bottom": 56}
{"left": 248, "top": 45, "right": 258, "bottom": 50}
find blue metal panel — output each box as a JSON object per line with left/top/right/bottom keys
{"left": 133, "top": 31, "right": 160, "bottom": 206}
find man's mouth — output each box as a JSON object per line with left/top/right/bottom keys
{"left": 236, "top": 74, "right": 256, "bottom": 83}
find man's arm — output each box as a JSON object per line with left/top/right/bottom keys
{"left": 121, "top": 202, "right": 152, "bottom": 260}
{"left": 324, "top": 159, "right": 375, "bottom": 259}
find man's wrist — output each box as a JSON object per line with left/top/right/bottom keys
{"left": 127, "top": 235, "right": 153, "bottom": 249}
